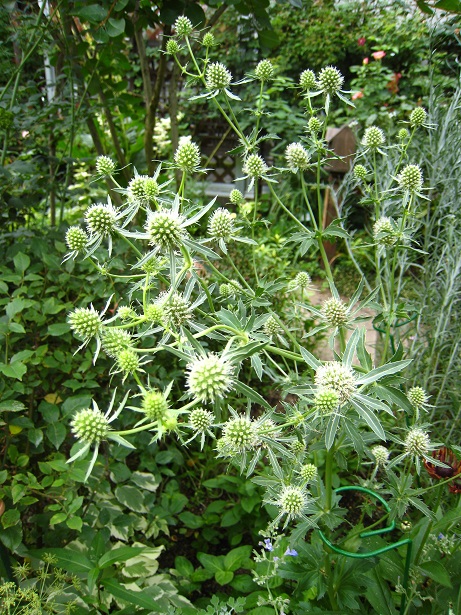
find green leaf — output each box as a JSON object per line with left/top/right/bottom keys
{"left": 0, "top": 525, "right": 22, "bottom": 551}
{"left": 101, "top": 578, "right": 160, "bottom": 609}
{"left": 6, "top": 298, "right": 27, "bottom": 319}
{"left": 74, "top": 4, "right": 107, "bottom": 23}
{"left": 175, "top": 556, "right": 194, "bottom": 578}
{"left": 115, "top": 485, "right": 146, "bottom": 513}
{"left": 325, "top": 412, "right": 341, "bottom": 450}
{"left": 0, "top": 361, "right": 26, "bottom": 381}
{"left": 419, "top": 560, "right": 452, "bottom": 587}
{"left": 224, "top": 545, "right": 252, "bottom": 572}
{"left": 13, "top": 252, "right": 30, "bottom": 273}
{"left": 66, "top": 517, "right": 83, "bottom": 531}
{"left": 416, "top": 0, "right": 434, "bottom": 12}
{"left": 365, "top": 567, "right": 398, "bottom": 614}
{"left": 197, "top": 553, "right": 224, "bottom": 573}
{"left": 1, "top": 508, "right": 20, "bottom": 529}
{"left": 179, "top": 511, "right": 204, "bottom": 529}
{"left": 300, "top": 346, "right": 321, "bottom": 369}
{"left": 356, "top": 360, "right": 412, "bottom": 386}
{"left": 434, "top": 0, "right": 461, "bottom": 11}
{"left": 50, "top": 512, "right": 67, "bottom": 526}
{"left": 98, "top": 547, "right": 146, "bottom": 569}
{"left": 350, "top": 399, "right": 385, "bottom": 440}
{"left": 233, "top": 381, "right": 272, "bottom": 411}
{"left": 258, "top": 28, "right": 280, "bottom": 49}
{"left": 215, "top": 569, "right": 234, "bottom": 585}
{"left": 30, "top": 548, "right": 94, "bottom": 573}
{"left": 106, "top": 17, "right": 125, "bottom": 37}
{"left": 47, "top": 323, "right": 71, "bottom": 336}
{"left": 0, "top": 400, "right": 26, "bottom": 412}
{"left": 130, "top": 471, "right": 159, "bottom": 492}
{"left": 46, "top": 422, "right": 66, "bottom": 449}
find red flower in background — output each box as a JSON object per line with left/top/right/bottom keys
{"left": 372, "top": 50, "right": 386, "bottom": 60}
{"left": 357, "top": 37, "right": 366, "bottom": 46}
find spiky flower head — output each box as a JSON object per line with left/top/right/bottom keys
{"left": 410, "top": 107, "right": 427, "bottom": 127}
{"left": 190, "top": 408, "right": 214, "bottom": 432}
{"left": 96, "top": 155, "right": 116, "bottom": 176}
{"left": 315, "top": 362, "right": 356, "bottom": 402}
{"left": 145, "top": 209, "right": 185, "bottom": 251}
{"left": 68, "top": 307, "right": 102, "bottom": 340}
{"left": 398, "top": 128, "right": 409, "bottom": 141}
{"left": 144, "top": 302, "right": 164, "bottom": 323}
{"left": 202, "top": 32, "right": 215, "bottom": 47}
{"left": 229, "top": 189, "right": 244, "bottom": 205}
{"left": 116, "top": 349, "right": 139, "bottom": 374}
{"left": 291, "top": 439, "right": 306, "bottom": 454}
{"left": 408, "top": 386, "right": 429, "bottom": 408}
{"left": 397, "top": 164, "right": 423, "bottom": 193}
{"left": 208, "top": 208, "right": 234, "bottom": 240}
{"left": 128, "top": 175, "right": 148, "bottom": 203}
{"left": 166, "top": 39, "right": 180, "bottom": 55}
{"left": 206, "top": 62, "right": 232, "bottom": 91}
{"left": 66, "top": 226, "right": 88, "bottom": 253}
{"left": 85, "top": 203, "right": 117, "bottom": 236}
{"left": 372, "top": 445, "right": 389, "bottom": 466}
{"left": 142, "top": 390, "right": 168, "bottom": 420}
{"left": 174, "top": 16, "right": 193, "bottom": 37}
{"left": 373, "top": 217, "right": 397, "bottom": 247}
{"left": 322, "top": 298, "right": 348, "bottom": 327}
{"left": 307, "top": 116, "right": 322, "bottom": 133}
{"left": 299, "top": 69, "right": 316, "bottom": 91}
{"left": 264, "top": 315, "right": 282, "bottom": 336}
{"left": 255, "top": 59, "right": 274, "bottom": 82}
{"left": 295, "top": 271, "right": 311, "bottom": 289}
{"left": 71, "top": 407, "right": 109, "bottom": 443}
{"left": 277, "top": 486, "right": 307, "bottom": 517}
{"left": 174, "top": 137, "right": 201, "bottom": 173}
{"left": 405, "top": 427, "right": 430, "bottom": 456}
{"left": 300, "top": 463, "right": 318, "bottom": 482}
{"left": 117, "top": 305, "right": 136, "bottom": 321}
{"left": 223, "top": 416, "right": 256, "bottom": 451}
{"left": 101, "top": 328, "right": 133, "bottom": 358}
{"left": 243, "top": 154, "right": 268, "bottom": 178}
{"left": 256, "top": 418, "right": 278, "bottom": 438}
{"left": 145, "top": 177, "right": 160, "bottom": 201}
{"left": 187, "top": 353, "right": 234, "bottom": 403}
{"left": 314, "top": 388, "right": 340, "bottom": 413}
{"left": 353, "top": 164, "right": 368, "bottom": 181}
{"left": 219, "top": 283, "right": 232, "bottom": 298}
{"left": 161, "top": 292, "right": 192, "bottom": 327}
{"left": 362, "top": 126, "right": 385, "bottom": 149}
{"left": 285, "top": 142, "right": 310, "bottom": 173}
{"left": 317, "top": 66, "right": 344, "bottom": 94}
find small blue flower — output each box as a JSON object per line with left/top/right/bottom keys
{"left": 273, "top": 556, "right": 280, "bottom": 561}
{"left": 285, "top": 548, "right": 298, "bottom": 556}
{"left": 438, "top": 533, "right": 445, "bottom": 540}
{"left": 264, "top": 538, "right": 274, "bottom": 551}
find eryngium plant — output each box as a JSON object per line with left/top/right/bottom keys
{"left": 64, "top": 20, "right": 452, "bottom": 610}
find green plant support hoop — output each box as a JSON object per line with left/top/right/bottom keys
{"left": 318, "top": 486, "right": 412, "bottom": 613}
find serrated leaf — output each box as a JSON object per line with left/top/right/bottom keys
{"left": 356, "top": 360, "right": 412, "bottom": 386}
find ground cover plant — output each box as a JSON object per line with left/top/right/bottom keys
{"left": 2, "top": 4, "right": 461, "bottom": 615}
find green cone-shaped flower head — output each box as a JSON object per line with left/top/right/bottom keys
{"left": 66, "top": 226, "right": 88, "bottom": 252}
{"left": 255, "top": 59, "right": 274, "bottom": 82}
{"left": 206, "top": 62, "right": 232, "bottom": 91}
{"left": 71, "top": 407, "right": 109, "bottom": 443}
{"left": 142, "top": 390, "right": 169, "bottom": 420}
{"left": 208, "top": 208, "right": 234, "bottom": 240}
{"left": 317, "top": 66, "right": 344, "bottom": 93}
{"left": 96, "top": 155, "right": 116, "bottom": 176}
{"left": 315, "top": 362, "right": 356, "bottom": 402}
{"left": 68, "top": 307, "right": 102, "bottom": 340}
{"left": 187, "top": 353, "right": 234, "bottom": 403}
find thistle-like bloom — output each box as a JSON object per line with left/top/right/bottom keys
{"left": 229, "top": 189, "right": 244, "bottom": 205}
{"left": 190, "top": 408, "right": 214, "bottom": 432}
{"left": 353, "top": 164, "right": 368, "bottom": 181}
{"left": 307, "top": 116, "right": 322, "bottom": 134}
{"left": 317, "top": 66, "right": 344, "bottom": 94}
{"left": 128, "top": 175, "right": 152, "bottom": 204}
{"left": 166, "top": 39, "right": 180, "bottom": 55}
{"left": 405, "top": 428, "right": 430, "bottom": 456}
{"left": 410, "top": 107, "right": 427, "bottom": 127}
{"left": 202, "top": 32, "right": 215, "bottom": 47}
{"left": 68, "top": 390, "right": 130, "bottom": 481}
{"left": 285, "top": 142, "right": 310, "bottom": 173}
{"left": 101, "top": 328, "right": 133, "bottom": 358}
{"left": 206, "top": 62, "right": 232, "bottom": 91}
{"left": 408, "top": 386, "right": 429, "bottom": 409}
{"left": 96, "top": 155, "right": 116, "bottom": 176}
{"left": 174, "top": 137, "right": 201, "bottom": 173}
{"left": 243, "top": 153, "right": 268, "bottom": 179}
{"left": 314, "top": 388, "right": 340, "bottom": 413}
{"left": 142, "top": 389, "right": 169, "bottom": 420}
{"left": 160, "top": 292, "right": 192, "bottom": 328}
{"left": 64, "top": 226, "right": 88, "bottom": 261}
{"left": 277, "top": 486, "right": 307, "bottom": 519}
{"left": 68, "top": 306, "right": 102, "bottom": 341}
{"left": 397, "top": 164, "right": 423, "bottom": 193}
{"left": 86, "top": 202, "right": 117, "bottom": 237}
{"left": 116, "top": 349, "right": 140, "bottom": 376}
{"left": 362, "top": 126, "right": 385, "bottom": 149}
{"left": 264, "top": 315, "right": 282, "bottom": 337}
{"left": 322, "top": 298, "right": 348, "bottom": 327}
{"left": 315, "top": 362, "right": 356, "bottom": 402}
{"left": 174, "top": 15, "right": 193, "bottom": 37}
{"left": 373, "top": 217, "right": 398, "bottom": 247}
{"left": 372, "top": 445, "right": 389, "bottom": 466}
{"left": 294, "top": 271, "right": 311, "bottom": 290}
{"left": 223, "top": 416, "right": 257, "bottom": 452}
{"left": 291, "top": 440, "right": 306, "bottom": 455}
{"left": 398, "top": 128, "right": 409, "bottom": 141}
{"left": 145, "top": 209, "right": 186, "bottom": 251}
{"left": 117, "top": 305, "right": 137, "bottom": 321}
{"left": 299, "top": 463, "right": 318, "bottom": 482}
{"left": 299, "top": 69, "right": 316, "bottom": 91}
{"left": 255, "top": 59, "right": 274, "bottom": 82}
{"left": 144, "top": 302, "right": 164, "bottom": 324}
{"left": 186, "top": 353, "right": 234, "bottom": 403}
{"left": 208, "top": 208, "right": 234, "bottom": 241}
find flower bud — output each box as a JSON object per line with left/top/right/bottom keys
{"left": 208, "top": 208, "right": 234, "bottom": 240}
{"left": 372, "top": 445, "right": 389, "bottom": 466}
{"left": 405, "top": 428, "right": 430, "bottom": 456}
{"left": 322, "top": 298, "right": 348, "bottom": 327}
{"left": 307, "top": 116, "right": 322, "bottom": 134}
{"left": 278, "top": 486, "right": 306, "bottom": 517}
{"left": 410, "top": 107, "right": 427, "bottom": 127}
{"left": 187, "top": 354, "right": 234, "bottom": 402}
{"left": 206, "top": 62, "right": 232, "bottom": 91}
{"left": 142, "top": 389, "right": 168, "bottom": 420}
{"left": 202, "top": 32, "right": 215, "bottom": 47}
{"left": 362, "top": 126, "right": 385, "bottom": 149}
{"left": 300, "top": 463, "right": 318, "bottom": 482}
{"left": 174, "top": 16, "right": 193, "bottom": 37}
{"left": 353, "top": 164, "right": 368, "bottom": 181}
{"left": 66, "top": 226, "right": 88, "bottom": 253}
{"left": 101, "top": 328, "right": 133, "bottom": 358}
{"left": 243, "top": 154, "right": 268, "bottom": 178}
{"left": 174, "top": 138, "right": 201, "bottom": 173}
{"left": 317, "top": 66, "right": 344, "bottom": 94}
{"left": 116, "top": 349, "right": 140, "bottom": 374}
{"left": 166, "top": 39, "right": 180, "bottom": 55}
{"left": 229, "top": 189, "right": 244, "bottom": 205}
{"left": 397, "top": 164, "right": 423, "bottom": 193}
{"left": 190, "top": 408, "right": 214, "bottom": 432}
{"left": 407, "top": 386, "right": 428, "bottom": 408}
{"left": 68, "top": 307, "right": 102, "bottom": 340}
{"left": 71, "top": 407, "right": 109, "bottom": 443}
{"left": 299, "top": 69, "right": 316, "bottom": 91}
{"left": 285, "top": 142, "right": 310, "bottom": 173}
{"left": 85, "top": 203, "right": 117, "bottom": 236}
{"left": 96, "top": 155, "right": 116, "bottom": 176}
{"left": 255, "top": 59, "right": 274, "bottom": 82}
